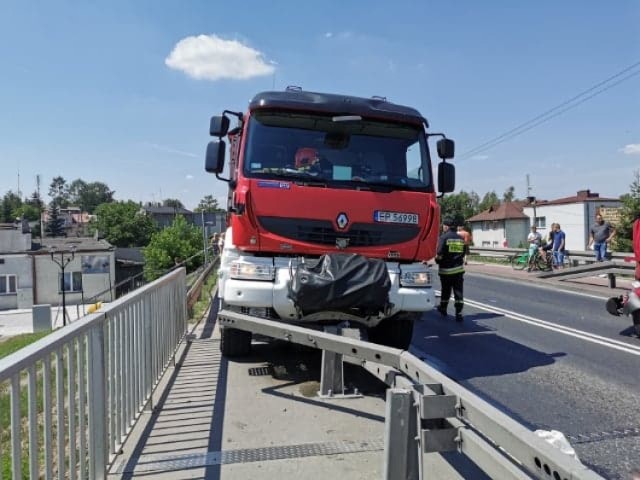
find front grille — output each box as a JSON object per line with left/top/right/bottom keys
{"left": 258, "top": 216, "right": 419, "bottom": 247}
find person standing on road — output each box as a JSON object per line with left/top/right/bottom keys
{"left": 552, "top": 223, "right": 566, "bottom": 268}
{"left": 436, "top": 217, "right": 465, "bottom": 322}
{"left": 588, "top": 214, "right": 616, "bottom": 262}
{"left": 457, "top": 225, "right": 472, "bottom": 265}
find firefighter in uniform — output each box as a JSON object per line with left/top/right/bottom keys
{"left": 436, "top": 216, "right": 465, "bottom": 321}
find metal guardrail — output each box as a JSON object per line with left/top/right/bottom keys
{"left": 470, "top": 246, "right": 630, "bottom": 262}
{"left": 0, "top": 268, "right": 187, "bottom": 480}
{"left": 217, "top": 309, "right": 604, "bottom": 480}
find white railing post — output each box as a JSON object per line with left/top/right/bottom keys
{"left": 88, "top": 325, "right": 107, "bottom": 479}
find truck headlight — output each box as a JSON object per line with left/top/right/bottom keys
{"left": 229, "top": 261, "right": 275, "bottom": 281}
{"left": 399, "top": 270, "right": 432, "bottom": 287}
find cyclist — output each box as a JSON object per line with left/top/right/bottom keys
{"left": 527, "top": 225, "right": 542, "bottom": 272}
{"left": 539, "top": 223, "right": 557, "bottom": 264}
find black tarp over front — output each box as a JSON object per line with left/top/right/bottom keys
{"left": 288, "top": 253, "right": 391, "bottom": 315}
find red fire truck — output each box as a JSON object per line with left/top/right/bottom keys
{"left": 206, "top": 88, "right": 455, "bottom": 356}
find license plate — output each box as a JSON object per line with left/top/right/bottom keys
{"left": 373, "top": 211, "right": 419, "bottom": 225}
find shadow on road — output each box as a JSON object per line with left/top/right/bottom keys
{"left": 412, "top": 311, "right": 565, "bottom": 381}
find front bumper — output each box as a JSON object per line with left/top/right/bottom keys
{"left": 218, "top": 261, "right": 435, "bottom": 326}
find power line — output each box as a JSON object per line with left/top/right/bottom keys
{"left": 459, "top": 59, "right": 640, "bottom": 160}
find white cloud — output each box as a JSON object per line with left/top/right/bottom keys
{"left": 185, "top": 174, "right": 194, "bottom": 180}
{"left": 619, "top": 143, "right": 640, "bottom": 155}
{"left": 324, "top": 32, "right": 333, "bottom": 38}
{"left": 471, "top": 154, "right": 490, "bottom": 161}
{"left": 165, "top": 34, "right": 275, "bottom": 81}
{"left": 145, "top": 143, "right": 197, "bottom": 158}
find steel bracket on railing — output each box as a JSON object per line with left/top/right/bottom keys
{"left": 318, "top": 325, "right": 363, "bottom": 399}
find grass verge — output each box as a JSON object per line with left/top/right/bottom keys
{"left": 190, "top": 272, "right": 217, "bottom": 323}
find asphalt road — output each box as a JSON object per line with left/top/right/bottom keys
{"left": 416, "top": 272, "right": 640, "bottom": 479}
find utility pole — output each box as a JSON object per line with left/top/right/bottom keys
{"left": 49, "top": 245, "right": 76, "bottom": 326}
{"left": 37, "top": 174, "right": 44, "bottom": 239}
{"left": 526, "top": 174, "right": 537, "bottom": 228}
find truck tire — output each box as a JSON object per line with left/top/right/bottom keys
{"left": 220, "top": 327, "right": 252, "bottom": 357}
{"left": 633, "top": 311, "right": 640, "bottom": 338}
{"left": 368, "top": 313, "right": 416, "bottom": 350}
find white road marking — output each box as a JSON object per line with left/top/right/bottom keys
{"left": 466, "top": 272, "right": 610, "bottom": 300}
{"left": 460, "top": 296, "right": 640, "bottom": 357}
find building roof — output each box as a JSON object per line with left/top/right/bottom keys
{"left": 144, "top": 206, "right": 193, "bottom": 215}
{"left": 467, "top": 202, "right": 529, "bottom": 222}
{"left": 31, "top": 237, "right": 114, "bottom": 254}
{"left": 532, "top": 190, "right": 619, "bottom": 207}
{"left": 115, "top": 247, "right": 145, "bottom": 265}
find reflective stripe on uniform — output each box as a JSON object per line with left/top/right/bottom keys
{"left": 439, "top": 266, "right": 465, "bottom": 275}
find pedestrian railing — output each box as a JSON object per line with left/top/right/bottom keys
{"left": 0, "top": 268, "right": 187, "bottom": 480}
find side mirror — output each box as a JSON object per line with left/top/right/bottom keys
{"left": 210, "top": 116, "right": 230, "bottom": 137}
{"left": 205, "top": 140, "right": 226, "bottom": 174}
{"left": 438, "top": 162, "right": 455, "bottom": 194}
{"left": 436, "top": 138, "right": 455, "bottom": 160}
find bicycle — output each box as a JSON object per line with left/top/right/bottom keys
{"left": 510, "top": 249, "right": 552, "bottom": 272}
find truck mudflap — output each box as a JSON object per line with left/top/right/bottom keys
{"left": 288, "top": 253, "right": 391, "bottom": 316}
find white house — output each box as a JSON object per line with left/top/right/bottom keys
{"left": 522, "top": 190, "right": 621, "bottom": 251}
{"left": 0, "top": 222, "right": 34, "bottom": 310}
{"left": 467, "top": 202, "right": 530, "bottom": 248}
{"left": 0, "top": 223, "right": 115, "bottom": 310}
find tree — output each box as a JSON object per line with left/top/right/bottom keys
{"left": 479, "top": 191, "right": 500, "bottom": 212}
{"left": 69, "top": 179, "right": 114, "bottom": 213}
{"left": 194, "top": 195, "right": 224, "bottom": 213}
{"left": 45, "top": 204, "right": 66, "bottom": 237}
{"left": 0, "top": 191, "right": 23, "bottom": 223}
{"left": 49, "top": 176, "right": 69, "bottom": 208}
{"left": 91, "top": 201, "right": 157, "bottom": 247}
{"left": 438, "top": 190, "right": 480, "bottom": 225}
{"left": 503, "top": 186, "right": 516, "bottom": 202}
{"left": 162, "top": 198, "right": 185, "bottom": 209}
{"left": 26, "top": 190, "right": 44, "bottom": 211}
{"left": 143, "top": 216, "right": 203, "bottom": 280}
{"left": 13, "top": 203, "right": 40, "bottom": 222}
{"left": 614, "top": 170, "right": 640, "bottom": 252}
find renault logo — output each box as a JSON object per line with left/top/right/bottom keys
{"left": 336, "top": 212, "right": 349, "bottom": 229}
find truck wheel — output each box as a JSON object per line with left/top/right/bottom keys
{"left": 632, "top": 311, "right": 640, "bottom": 338}
{"left": 368, "top": 314, "right": 416, "bottom": 350}
{"left": 220, "top": 327, "right": 252, "bottom": 357}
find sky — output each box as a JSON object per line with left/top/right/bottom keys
{"left": 1, "top": 0, "right": 639, "bottom": 209}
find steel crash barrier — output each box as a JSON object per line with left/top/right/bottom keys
{"left": 0, "top": 268, "right": 187, "bottom": 480}
{"left": 218, "top": 309, "right": 604, "bottom": 480}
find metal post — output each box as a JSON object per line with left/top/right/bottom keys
{"left": 201, "top": 211, "right": 208, "bottom": 265}
{"left": 383, "top": 388, "right": 420, "bottom": 480}
{"left": 49, "top": 245, "right": 76, "bottom": 326}
{"left": 88, "top": 325, "right": 107, "bottom": 479}
{"left": 62, "top": 262, "right": 67, "bottom": 326}
{"left": 319, "top": 348, "right": 344, "bottom": 397}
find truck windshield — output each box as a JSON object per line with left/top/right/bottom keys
{"left": 243, "top": 111, "right": 432, "bottom": 191}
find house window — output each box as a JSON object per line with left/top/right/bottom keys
{"left": 59, "top": 272, "right": 83, "bottom": 293}
{"left": 0, "top": 274, "right": 17, "bottom": 295}
{"left": 535, "top": 217, "right": 546, "bottom": 228}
